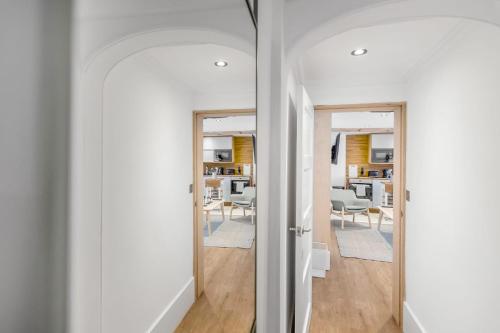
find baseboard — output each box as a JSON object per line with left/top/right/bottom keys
{"left": 147, "top": 277, "right": 195, "bottom": 333}
{"left": 403, "top": 302, "right": 427, "bottom": 333}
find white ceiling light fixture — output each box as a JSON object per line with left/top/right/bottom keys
{"left": 214, "top": 60, "right": 228, "bottom": 67}
{"left": 350, "top": 48, "right": 368, "bottom": 56}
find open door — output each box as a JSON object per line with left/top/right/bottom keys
{"left": 293, "top": 86, "right": 315, "bottom": 333}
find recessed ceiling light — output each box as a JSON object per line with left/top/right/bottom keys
{"left": 351, "top": 48, "right": 368, "bottom": 56}
{"left": 214, "top": 60, "right": 228, "bottom": 67}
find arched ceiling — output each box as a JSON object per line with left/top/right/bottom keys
{"left": 285, "top": 0, "right": 500, "bottom": 62}
{"left": 142, "top": 44, "right": 255, "bottom": 95}
{"left": 75, "top": 0, "right": 255, "bottom": 66}
{"left": 300, "top": 18, "right": 463, "bottom": 89}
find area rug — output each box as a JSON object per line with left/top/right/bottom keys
{"left": 333, "top": 219, "right": 393, "bottom": 262}
{"left": 204, "top": 215, "right": 255, "bottom": 249}
{"left": 203, "top": 221, "right": 223, "bottom": 237}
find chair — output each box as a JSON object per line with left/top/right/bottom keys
{"left": 205, "top": 178, "right": 223, "bottom": 200}
{"left": 230, "top": 186, "right": 256, "bottom": 224}
{"left": 331, "top": 188, "right": 372, "bottom": 229}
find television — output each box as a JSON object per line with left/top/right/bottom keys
{"left": 331, "top": 133, "right": 340, "bottom": 165}
{"left": 252, "top": 134, "right": 256, "bottom": 163}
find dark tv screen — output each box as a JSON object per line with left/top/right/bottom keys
{"left": 331, "top": 133, "right": 340, "bottom": 165}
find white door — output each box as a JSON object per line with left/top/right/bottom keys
{"left": 294, "top": 86, "right": 314, "bottom": 333}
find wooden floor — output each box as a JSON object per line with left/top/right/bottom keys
{"left": 175, "top": 245, "right": 255, "bottom": 333}
{"left": 310, "top": 220, "right": 401, "bottom": 333}
{"left": 175, "top": 218, "right": 399, "bottom": 333}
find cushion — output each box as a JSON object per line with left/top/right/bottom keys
{"left": 345, "top": 205, "right": 367, "bottom": 211}
{"left": 233, "top": 201, "right": 251, "bottom": 206}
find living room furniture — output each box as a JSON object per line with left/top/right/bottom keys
{"left": 230, "top": 186, "right": 256, "bottom": 224}
{"left": 205, "top": 178, "right": 223, "bottom": 200}
{"left": 331, "top": 188, "right": 372, "bottom": 229}
{"left": 203, "top": 200, "right": 225, "bottom": 236}
{"left": 377, "top": 206, "right": 394, "bottom": 231}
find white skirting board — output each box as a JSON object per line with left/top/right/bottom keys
{"left": 147, "top": 277, "right": 195, "bottom": 333}
{"left": 403, "top": 302, "right": 427, "bottom": 333}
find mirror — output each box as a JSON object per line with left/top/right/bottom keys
{"left": 72, "top": 1, "right": 256, "bottom": 332}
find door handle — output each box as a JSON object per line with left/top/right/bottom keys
{"left": 289, "top": 226, "right": 312, "bottom": 236}
{"left": 289, "top": 226, "right": 302, "bottom": 237}
{"left": 302, "top": 227, "right": 312, "bottom": 234}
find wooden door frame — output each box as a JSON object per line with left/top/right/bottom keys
{"left": 314, "top": 102, "right": 407, "bottom": 326}
{"left": 192, "top": 108, "right": 256, "bottom": 298}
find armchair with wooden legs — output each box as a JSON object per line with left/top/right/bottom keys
{"left": 331, "top": 188, "right": 372, "bottom": 229}
{"left": 230, "top": 186, "right": 256, "bottom": 224}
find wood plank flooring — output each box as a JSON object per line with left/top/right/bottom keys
{"left": 176, "top": 218, "right": 399, "bottom": 333}
{"left": 310, "top": 221, "right": 401, "bottom": 333}
{"left": 175, "top": 245, "right": 255, "bottom": 333}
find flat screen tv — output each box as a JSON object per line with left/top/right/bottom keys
{"left": 252, "top": 134, "right": 256, "bottom": 163}
{"left": 331, "top": 133, "right": 340, "bottom": 165}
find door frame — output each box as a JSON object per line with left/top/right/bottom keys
{"left": 192, "top": 108, "right": 256, "bottom": 298}
{"left": 314, "top": 102, "right": 407, "bottom": 326}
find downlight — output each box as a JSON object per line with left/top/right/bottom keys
{"left": 351, "top": 48, "right": 368, "bottom": 56}
{"left": 214, "top": 60, "right": 228, "bottom": 67}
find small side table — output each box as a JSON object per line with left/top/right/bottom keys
{"left": 203, "top": 200, "right": 225, "bottom": 235}
{"left": 377, "top": 206, "right": 394, "bottom": 230}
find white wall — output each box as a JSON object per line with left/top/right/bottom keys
{"left": 203, "top": 115, "right": 256, "bottom": 132}
{"left": 257, "top": 0, "right": 288, "bottom": 331}
{"left": 0, "top": 1, "right": 70, "bottom": 332}
{"left": 194, "top": 92, "right": 255, "bottom": 110}
{"left": 404, "top": 21, "right": 500, "bottom": 333}
{"left": 102, "top": 53, "right": 194, "bottom": 332}
{"left": 307, "top": 83, "right": 406, "bottom": 106}
{"left": 331, "top": 112, "right": 394, "bottom": 129}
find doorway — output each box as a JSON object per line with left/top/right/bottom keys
{"left": 310, "top": 103, "right": 406, "bottom": 332}
{"left": 178, "top": 109, "right": 256, "bottom": 332}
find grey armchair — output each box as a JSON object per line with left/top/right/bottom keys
{"left": 230, "top": 186, "right": 256, "bottom": 224}
{"left": 331, "top": 189, "right": 372, "bottom": 229}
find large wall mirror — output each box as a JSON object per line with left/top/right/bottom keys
{"left": 72, "top": 1, "right": 256, "bottom": 332}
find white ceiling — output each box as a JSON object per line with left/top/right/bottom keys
{"left": 143, "top": 44, "right": 255, "bottom": 96}
{"left": 300, "top": 18, "right": 463, "bottom": 89}
{"left": 104, "top": 18, "right": 465, "bottom": 108}
{"left": 77, "top": 0, "right": 243, "bottom": 19}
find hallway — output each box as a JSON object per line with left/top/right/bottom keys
{"left": 310, "top": 219, "right": 400, "bottom": 333}
{"left": 175, "top": 244, "right": 255, "bottom": 333}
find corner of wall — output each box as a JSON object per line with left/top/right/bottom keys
{"left": 148, "top": 277, "right": 194, "bottom": 333}
{"left": 403, "top": 302, "right": 427, "bottom": 333}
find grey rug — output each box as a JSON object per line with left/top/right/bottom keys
{"left": 333, "top": 219, "right": 393, "bottom": 262}
{"left": 204, "top": 221, "right": 223, "bottom": 237}
{"left": 204, "top": 215, "right": 255, "bottom": 249}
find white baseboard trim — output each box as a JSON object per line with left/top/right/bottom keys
{"left": 403, "top": 302, "right": 427, "bottom": 333}
{"left": 147, "top": 277, "right": 195, "bottom": 333}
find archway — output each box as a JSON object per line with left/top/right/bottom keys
{"left": 70, "top": 28, "right": 255, "bottom": 332}
{"left": 284, "top": 1, "right": 500, "bottom": 330}
{"left": 286, "top": 0, "right": 500, "bottom": 65}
